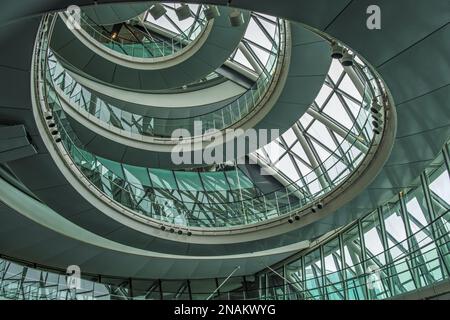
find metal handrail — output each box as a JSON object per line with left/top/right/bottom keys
{"left": 38, "top": 14, "right": 384, "bottom": 229}
{"left": 69, "top": 7, "right": 208, "bottom": 59}
{"left": 50, "top": 19, "right": 283, "bottom": 138}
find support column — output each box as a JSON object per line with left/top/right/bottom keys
{"left": 399, "top": 194, "right": 421, "bottom": 289}
{"left": 357, "top": 220, "right": 370, "bottom": 299}
{"left": 377, "top": 207, "right": 395, "bottom": 297}
{"left": 238, "top": 42, "right": 263, "bottom": 75}
{"left": 420, "top": 172, "right": 450, "bottom": 278}
{"left": 339, "top": 234, "right": 348, "bottom": 300}
{"left": 292, "top": 123, "right": 329, "bottom": 191}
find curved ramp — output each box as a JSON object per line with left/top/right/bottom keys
{"left": 59, "top": 22, "right": 332, "bottom": 168}
{"left": 50, "top": 7, "right": 250, "bottom": 91}
{"left": 0, "top": 177, "right": 300, "bottom": 279}
{"left": 220, "top": 0, "right": 450, "bottom": 243}
{"left": 0, "top": 0, "right": 448, "bottom": 279}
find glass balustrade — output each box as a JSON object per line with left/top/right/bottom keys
{"left": 70, "top": 6, "right": 209, "bottom": 59}
{"left": 49, "top": 18, "right": 283, "bottom": 138}
{"left": 34, "top": 13, "right": 383, "bottom": 229}
{"left": 1, "top": 141, "right": 449, "bottom": 300}
{"left": 7, "top": 13, "right": 449, "bottom": 300}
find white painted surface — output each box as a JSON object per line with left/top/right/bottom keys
{"left": 70, "top": 71, "right": 247, "bottom": 107}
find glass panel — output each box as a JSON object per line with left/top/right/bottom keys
{"left": 285, "top": 258, "right": 304, "bottom": 300}
{"left": 149, "top": 169, "right": 178, "bottom": 190}
{"left": 405, "top": 187, "right": 444, "bottom": 287}
{"left": 342, "top": 226, "right": 366, "bottom": 300}
{"left": 304, "top": 249, "right": 323, "bottom": 300}
{"left": 323, "top": 238, "right": 344, "bottom": 300}
{"left": 215, "top": 277, "right": 246, "bottom": 300}
{"left": 382, "top": 201, "right": 415, "bottom": 294}
{"left": 189, "top": 279, "right": 217, "bottom": 300}
{"left": 361, "top": 212, "right": 389, "bottom": 299}
{"left": 266, "top": 268, "right": 285, "bottom": 300}
{"left": 161, "top": 280, "right": 190, "bottom": 300}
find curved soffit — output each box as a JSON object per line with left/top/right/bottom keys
{"left": 0, "top": 0, "right": 448, "bottom": 270}
{"left": 50, "top": 6, "right": 251, "bottom": 91}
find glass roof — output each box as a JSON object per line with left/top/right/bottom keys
{"left": 143, "top": 6, "right": 280, "bottom": 77}
{"left": 76, "top": 3, "right": 208, "bottom": 60}
{"left": 1, "top": 141, "right": 449, "bottom": 299}
{"left": 252, "top": 59, "right": 372, "bottom": 198}
{"left": 76, "top": 5, "right": 279, "bottom": 87}
{"left": 44, "top": 47, "right": 378, "bottom": 228}
{"left": 229, "top": 12, "right": 279, "bottom": 75}
{"left": 48, "top": 15, "right": 283, "bottom": 136}
{"left": 144, "top": 3, "right": 204, "bottom": 41}
{"left": 42, "top": 9, "right": 382, "bottom": 229}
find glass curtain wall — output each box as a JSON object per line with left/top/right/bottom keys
{"left": 1, "top": 142, "right": 449, "bottom": 300}
{"left": 258, "top": 141, "right": 450, "bottom": 300}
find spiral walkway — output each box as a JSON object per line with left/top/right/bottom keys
{"left": 0, "top": 0, "right": 448, "bottom": 289}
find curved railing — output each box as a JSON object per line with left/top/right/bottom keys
{"left": 254, "top": 150, "right": 450, "bottom": 300}
{"left": 2, "top": 214, "right": 448, "bottom": 300}
{"left": 49, "top": 18, "right": 283, "bottom": 138}
{"left": 38, "top": 14, "right": 383, "bottom": 229}
{"left": 1, "top": 146, "right": 448, "bottom": 299}
{"left": 2, "top": 219, "right": 448, "bottom": 300}
{"left": 260, "top": 217, "right": 450, "bottom": 300}
{"left": 72, "top": 6, "right": 209, "bottom": 59}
